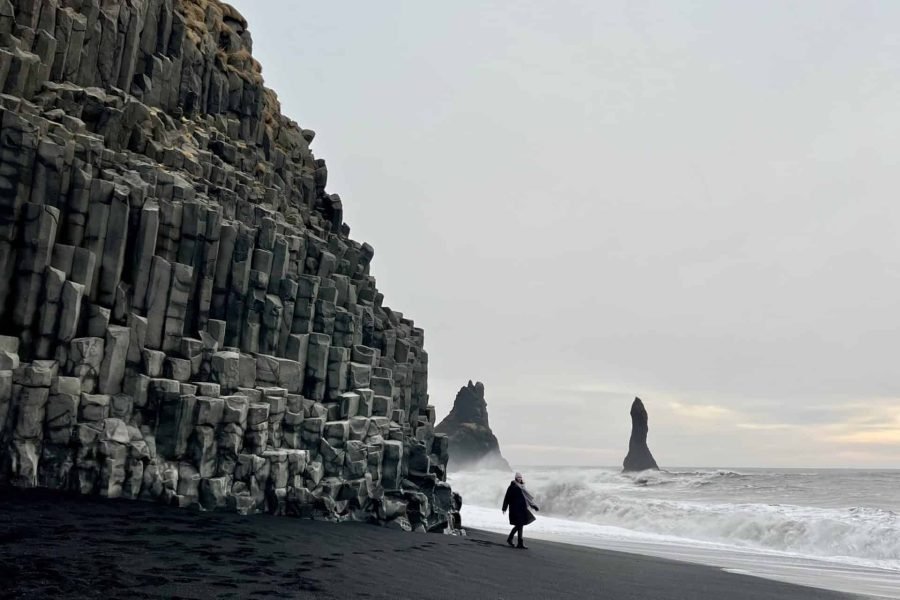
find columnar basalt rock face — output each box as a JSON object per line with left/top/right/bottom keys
{"left": 435, "top": 381, "right": 510, "bottom": 471}
{"left": 0, "top": 0, "right": 457, "bottom": 533}
{"left": 622, "top": 397, "right": 659, "bottom": 472}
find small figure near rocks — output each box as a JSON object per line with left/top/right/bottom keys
{"left": 502, "top": 472, "right": 540, "bottom": 549}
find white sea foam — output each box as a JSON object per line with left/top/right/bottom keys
{"left": 449, "top": 466, "right": 900, "bottom": 598}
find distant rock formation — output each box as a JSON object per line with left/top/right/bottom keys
{"left": 436, "top": 381, "right": 510, "bottom": 471}
{"left": 622, "top": 397, "right": 659, "bottom": 472}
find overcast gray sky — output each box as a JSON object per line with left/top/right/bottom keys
{"left": 230, "top": 0, "right": 900, "bottom": 468}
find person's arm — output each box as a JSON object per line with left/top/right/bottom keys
{"left": 502, "top": 488, "right": 510, "bottom": 512}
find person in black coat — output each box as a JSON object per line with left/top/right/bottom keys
{"left": 502, "top": 472, "right": 539, "bottom": 549}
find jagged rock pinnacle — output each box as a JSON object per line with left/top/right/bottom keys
{"left": 436, "top": 381, "right": 511, "bottom": 471}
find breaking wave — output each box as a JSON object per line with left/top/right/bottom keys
{"left": 449, "top": 467, "right": 900, "bottom": 568}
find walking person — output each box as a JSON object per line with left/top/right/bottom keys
{"left": 502, "top": 472, "right": 539, "bottom": 549}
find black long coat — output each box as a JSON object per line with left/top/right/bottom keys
{"left": 502, "top": 482, "right": 536, "bottom": 526}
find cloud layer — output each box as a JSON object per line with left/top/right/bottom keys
{"left": 230, "top": 0, "right": 900, "bottom": 467}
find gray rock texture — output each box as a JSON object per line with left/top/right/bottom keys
{"left": 622, "top": 397, "right": 659, "bottom": 472}
{"left": 435, "top": 381, "right": 510, "bottom": 471}
{"left": 0, "top": 0, "right": 458, "bottom": 534}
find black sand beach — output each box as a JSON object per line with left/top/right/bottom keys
{"left": 0, "top": 489, "right": 871, "bottom": 600}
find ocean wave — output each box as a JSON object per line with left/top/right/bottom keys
{"left": 448, "top": 467, "right": 900, "bottom": 566}
{"left": 558, "top": 496, "right": 899, "bottom": 563}
{"left": 622, "top": 468, "right": 748, "bottom": 488}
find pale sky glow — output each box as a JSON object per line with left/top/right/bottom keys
{"left": 229, "top": 0, "right": 900, "bottom": 468}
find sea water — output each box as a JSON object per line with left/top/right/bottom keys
{"left": 449, "top": 467, "right": 900, "bottom": 598}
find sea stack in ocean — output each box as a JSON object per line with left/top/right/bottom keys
{"left": 0, "top": 0, "right": 459, "bottom": 534}
{"left": 436, "top": 381, "right": 510, "bottom": 470}
{"left": 622, "top": 397, "right": 659, "bottom": 472}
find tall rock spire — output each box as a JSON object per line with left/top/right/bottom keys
{"left": 623, "top": 397, "right": 659, "bottom": 472}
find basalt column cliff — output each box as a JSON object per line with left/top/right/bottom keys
{"left": 0, "top": 0, "right": 457, "bottom": 532}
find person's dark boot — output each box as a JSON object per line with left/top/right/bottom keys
{"left": 517, "top": 544, "right": 528, "bottom": 549}
{"left": 506, "top": 536, "right": 515, "bottom": 548}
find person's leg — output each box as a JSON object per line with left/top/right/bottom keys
{"left": 507, "top": 526, "right": 517, "bottom": 546}
{"left": 516, "top": 525, "right": 526, "bottom": 548}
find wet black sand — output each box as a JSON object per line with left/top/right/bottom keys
{"left": 0, "top": 489, "right": 871, "bottom": 599}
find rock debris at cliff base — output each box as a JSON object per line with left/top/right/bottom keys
{"left": 0, "top": 0, "right": 460, "bottom": 533}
